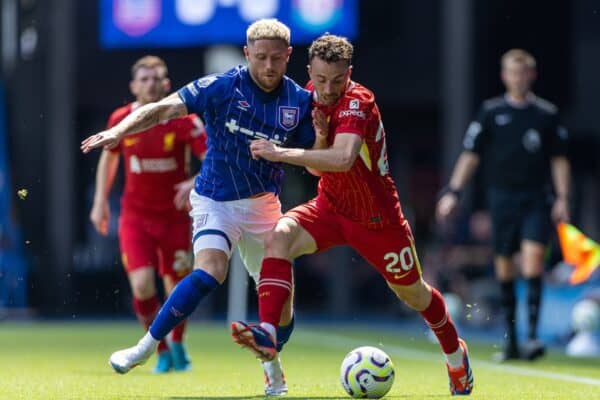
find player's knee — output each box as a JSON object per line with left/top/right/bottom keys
{"left": 521, "top": 263, "right": 543, "bottom": 278}
{"left": 130, "top": 280, "right": 156, "bottom": 300}
{"left": 197, "top": 263, "right": 227, "bottom": 284}
{"left": 162, "top": 274, "right": 177, "bottom": 295}
{"left": 390, "top": 279, "right": 431, "bottom": 311}
{"left": 128, "top": 268, "right": 156, "bottom": 299}
{"left": 520, "top": 246, "right": 545, "bottom": 278}
{"left": 194, "top": 249, "right": 229, "bottom": 284}
{"left": 264, "top": 228, "right": 293, "bottom": 258}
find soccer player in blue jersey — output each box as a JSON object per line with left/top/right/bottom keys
{"left": 81, "top": 19, "right": 319, "bottom": 395}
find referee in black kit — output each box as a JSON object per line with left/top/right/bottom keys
{"left": 436, "top": 49, "right": 571, "bottom": 362}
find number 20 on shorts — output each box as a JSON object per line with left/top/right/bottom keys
{"left": 384, "top": 246, "right": 415, "bottom": 273}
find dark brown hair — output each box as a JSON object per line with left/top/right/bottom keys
{"left": 308, "top": 34, "right": 353, "bottom": 65}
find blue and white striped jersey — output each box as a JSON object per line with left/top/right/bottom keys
{"left": 178, "top": 65, "right": 315, "bottom": 201}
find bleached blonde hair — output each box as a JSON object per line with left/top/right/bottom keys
{"left": 246, "top": 19, "right": 290, "bottom": 46}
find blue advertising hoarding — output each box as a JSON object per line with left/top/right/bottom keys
{"left": 100, "top": 0, "right": 358, "bottom": 48}
{"left": 0, "top": 82, "right": 28, "bottom": 308}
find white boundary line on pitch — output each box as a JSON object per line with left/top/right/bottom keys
{"left": 297, "top": 331, "right": 600, "bottom": 387}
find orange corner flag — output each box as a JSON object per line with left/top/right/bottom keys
{"left": 557, "top": 222, "right": 600, "bottom": 285}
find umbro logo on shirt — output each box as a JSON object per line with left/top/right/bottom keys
{"left": 235, "top": 89, "right": 250, "bottom": 111}
{"left": 495, "top": 114, "right": 512, "bottom": 126}
{"left": 237, "top": 100, "right": 250, "bottom": 111}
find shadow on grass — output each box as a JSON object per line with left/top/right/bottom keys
{"left": 169, "top": 396, "right": 449, "bottom": 399}
{"left": 171, "top": 397, "right": 346, "bottom": 400}
{"left": 169, "top": 397, "right": 347, "bottom": 400}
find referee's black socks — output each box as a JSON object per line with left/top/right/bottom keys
{"left": 526, "top": 276, "right": 543, "bottom": 341}
{"left": 499, "top": 279, "right": 517, "bottom": 350}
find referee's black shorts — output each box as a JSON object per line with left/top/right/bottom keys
{"left": 488, "top": 187, "right": 553, "bottom": 256}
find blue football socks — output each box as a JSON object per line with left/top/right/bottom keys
{"left": 276, "top": 314, "right": 295, "bottom": 352}
{"left": 149, "top": 269, "right": 219, "bottom": 340}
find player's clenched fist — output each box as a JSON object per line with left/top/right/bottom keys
{"left": 81, "top": 128, "right": 122, "bottom": 153}
{"left": 250, "top": 139, "right": 281, "bottom": 162}
{"left": 173, "top": 178, "right": 195, "bottom": 211}
{"left": 90, "top": 200, "right": 110, "bottom": 236}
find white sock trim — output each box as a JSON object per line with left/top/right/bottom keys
{"left": 139, "top": 331, "right": 159, "bottom": 351}
{"left": 445, "top": 345, "right": 464, "bottom": 369}
{"left": 260, "top": 322, "right": 277, "bottom": 341}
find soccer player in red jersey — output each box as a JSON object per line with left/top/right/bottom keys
{"left": 231, "top": 35, "right": 474, "bottom": 395}
{"left": 90, "top": 56, "right": 206, "bottom": 373}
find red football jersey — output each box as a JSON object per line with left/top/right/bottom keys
{"left": 306, "top": 81, "right": 404, "bottom": 229}
{"left": 107, "top": 103, "right": 207, "bottom": 217}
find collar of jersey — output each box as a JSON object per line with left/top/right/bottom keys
{"left": 242, "top": 66, "right": 284, "bottom": 103}
{"left": 504, "top": 92, "right": 536, "bottom": 109}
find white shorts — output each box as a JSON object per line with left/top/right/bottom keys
{"left": 189, "top": 190, "right": 282, "bottom": 282}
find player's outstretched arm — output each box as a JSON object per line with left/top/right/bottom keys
{"left": 250, "top": 133, "right": 362, "bottom": 172}
{"left": 81, "top": 92, "right": 188, "bottom": 153}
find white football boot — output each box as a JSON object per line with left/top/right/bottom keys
{"left": 109, "top": 333, "right": 157, "bottom": 374}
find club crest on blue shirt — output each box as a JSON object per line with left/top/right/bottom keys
{"left": 278, "top": 106, "right": 300, "bottom": 131}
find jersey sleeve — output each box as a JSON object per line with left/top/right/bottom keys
{"left": 175, "top": 115, "right": 207, "bottom": 159}
{"left": 462, "top": 106, "right": 489, "bottom": 155}
{"left": 334, "top": 97, "right": 374, "bottom": 138}
{"left": 548, "top": 113, "right": 569, "bottom": 157}
{"left": 177, "top": 74, "right": 221, "bottom": 115}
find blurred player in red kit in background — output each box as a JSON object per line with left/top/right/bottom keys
{"left": 89, "top": 56, "right": 206, "bottom": 373}
{"left": 231, "top": 35, "right": 474, "bottom": 396}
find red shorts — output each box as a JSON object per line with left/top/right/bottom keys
{"left": 118, "top": 211, "right": 192, "bottom": 280}
{"left": 285, "top": 199, "right": 422, "bottom": 286}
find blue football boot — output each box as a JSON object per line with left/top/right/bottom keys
{"left": 170, "top": 342, "right": 192, "bottom": 372}
{"left": 230, "top": 321, "right": 277, "bottom": 362}
{"left": 152, "top": 350, "right": 173, "bottom": 374}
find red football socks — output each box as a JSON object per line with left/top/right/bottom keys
{"left": 419, "top": 288, "right": 460, "bottom": 354}
{"left": 133, "top": 296, "right": 168, "bottom": 352}
{"left": 258, "top": 257, "right": 293, "bottom": 327}
{"left": 171, "top": 320, "right": 187, "bottom": 343}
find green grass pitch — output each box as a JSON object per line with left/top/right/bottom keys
{"left": 1, "top": 321, "right": 598, "bottom": 399}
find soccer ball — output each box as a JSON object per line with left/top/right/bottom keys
{"left": 571, "top": 299, "right": 600, "bottom": 333}
{"left": 340, "top": 346, "right": 395, "bottom": 398}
